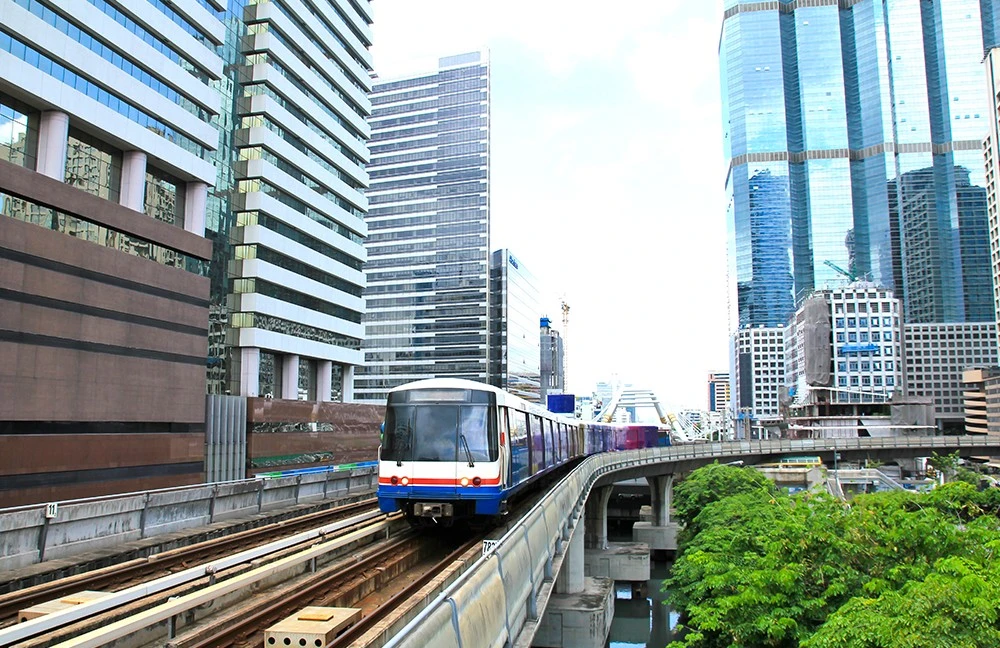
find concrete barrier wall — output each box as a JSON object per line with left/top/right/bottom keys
{"left": 0, "top": 467, "right": 377, "bottom": 572}
{"left": 384, "top": 435, "right": 1000, "bottom": 648}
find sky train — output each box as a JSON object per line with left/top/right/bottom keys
{"left": 376, "top": 378, "right": 672, "bottom": 525}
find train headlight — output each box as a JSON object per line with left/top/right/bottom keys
{"left": 460, "top": 477, "right": 469, "bottom": 486}
{"left": 390, "top": 476, "right": 398, "bottom": 485}
{"left": 400, "top": 477, "right": 409, "bottom": 486}
{"left": 473, "top": 477, "right": 482, "bottom": 487}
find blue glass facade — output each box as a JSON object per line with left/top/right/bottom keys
{"left": 355, "top": 53, "right": 490, "bottom": 403}
{"left": 722, "top": 0, "right": 997, "bottom": 328}
{"left": 489, "top": 249, "right": 543, "bottom": 402}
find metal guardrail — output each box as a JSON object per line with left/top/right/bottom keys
{"left": 0, "top": 467, "right": 378, "bottom": 572}
{"left": 383, "top": 436, "right": 1000, "bottom": 648}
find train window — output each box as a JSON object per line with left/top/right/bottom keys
{"left": 412, "top": 406, "right": 460, "bottom": 462}
{"left": 384, "top": 402, "right": 497, "bottom": 463}
{"left": 498, "top": 408, "right": 509, "bottom": 446}
{"left": 460, "top": 406, "right": 493, "bottom": 462}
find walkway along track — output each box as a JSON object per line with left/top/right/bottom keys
{"left": 0, "top": 507, "right": 394, "bottom": 647}
{"left": 0, "top": 499, "right": 379, "bottom": 627}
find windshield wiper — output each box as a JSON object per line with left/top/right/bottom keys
{"left": 459, "top": 434, "right": 475, "bottom": 467}
{"left": 394, "top": 427, "right": 409, "bottom": 467}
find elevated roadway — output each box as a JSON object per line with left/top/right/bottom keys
{"left": 384, "top": 435, "right": 1000, "bottom": 648}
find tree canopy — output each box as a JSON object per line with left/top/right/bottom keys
{"left": 666, "top": 465, "right": 1000, "bottom": 648}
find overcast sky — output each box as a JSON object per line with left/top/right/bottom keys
{"left": 369, "top": 1, "right": 730, "bottom": 414}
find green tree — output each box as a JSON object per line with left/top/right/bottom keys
{"left": 666, "top": 466, "right": 1000, "bottom": 648}
{"left": 802, "top": 556, "right": 1000, "bottom": 648}
{"left": 927, "top": 451, "right": 960, "bottom": 482}
{"left": 672, "top": 463, "right": 777, "bottom": 530}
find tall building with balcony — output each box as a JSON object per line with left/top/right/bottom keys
{"left": 489, "top": 249, "right": 542, "bottom": 402}
{"left": 214, "top": 0, "right": 373, "bottom": 404}
{"left": 0, "top": 0, "right": 222, "bottom": 506}
{"left": 355, "top": 52, "right": 490, "bottom": 403}
{"left": 721, "top": 0, "right": 997, "bottom": 330}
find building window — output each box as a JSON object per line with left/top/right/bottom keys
{"left": 848, "top": 318, "right": 857, "bottom": 327}
{"left": 144, "top": 166, "right": 183, "bottom": 226}
{"left": 859, "top": 317, "right": 868, "bottom": 327}
{"left": 298, "top": 357, "right": 317, "bottom": 401}
{"left": 259, "top": 351, "right": 280, "bottom": 398}
{"left": 0, "top": 96, "right": 36, "bottom": 169}
{"left": 65, "top": 129, "right": 121, "bottom": 201}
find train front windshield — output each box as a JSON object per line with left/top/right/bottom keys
{"left": 382, "top": 389, "right": 498, "bottom": 463}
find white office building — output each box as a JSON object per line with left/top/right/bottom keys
{"left": 903, "top": 322, "right": 998, "bottom": 429}
{"left": 733, "top": 326, "right": 785, "bottom": 436}
{"left": 225, "top": 0, "right": 373, "bottom": 402}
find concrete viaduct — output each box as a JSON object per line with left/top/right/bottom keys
{"left": 383, "top": 435, "right": 1000, "bottom": 648}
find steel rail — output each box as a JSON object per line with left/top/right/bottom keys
{"left": 0, "top": 499, "right": 377, "bottom": 624}
{"left": 0, "top": 510, "right": 391, "bottom": 647}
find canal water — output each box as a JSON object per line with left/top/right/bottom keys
{"left": 607, "top": 560, "right": 682, "bottom": 648}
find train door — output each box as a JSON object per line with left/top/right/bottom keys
{"left": 527, "top": 413, "right": 542, "bottom": 474}
{"left": 507, "top": 408, "right": 529, "bottom": 484}
{"left": 498, "top": 407, "right": 511, "bottom": 487}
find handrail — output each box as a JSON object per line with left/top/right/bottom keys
{"left": 382, "top": 435, "right": 1000, "bottom": 648}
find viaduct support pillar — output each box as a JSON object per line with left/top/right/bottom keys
{"left": 582, "top": 481, "right": 650, "bottom": 584}
{"left": 633, "top": 474, "right": 680, "bottom": 553}
{"left": 535, "top": 502, "right": 613, "bottom": 648}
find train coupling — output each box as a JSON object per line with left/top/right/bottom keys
{"left": 413, "top": 502, "right": 454, "bottom": 518}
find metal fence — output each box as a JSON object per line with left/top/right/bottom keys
{"left": 0, "top": 466, "right": 377, "bottom": 572}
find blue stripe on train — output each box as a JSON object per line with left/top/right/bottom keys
{"left": 378, "top": 484, "right": 506, "bottom": 515}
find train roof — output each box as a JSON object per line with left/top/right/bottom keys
{"left": 387, "top": 379, "right": 670, "bottom": 430}
{"left": 388, "top": 378, "right": 569, "bottom": 420}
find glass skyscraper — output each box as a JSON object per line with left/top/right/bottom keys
{"left": 721, "top": 0, "right": 998, "bottom": 329}
{"left": 489, "top": 249, "right": 543, "bottom": 402}
{"left": 355, "top": 52, "right": 490, "bottom": 403}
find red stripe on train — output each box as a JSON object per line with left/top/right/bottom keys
{"left": 378, "top": 477, "right": 501, "bottom": 486}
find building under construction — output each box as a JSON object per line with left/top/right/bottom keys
{"left": 784, "top": 284, "right": 936, "bottom": 438}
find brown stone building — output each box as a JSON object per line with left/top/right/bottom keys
{"left": 0, "top": 2, "right": 221, "bottom": 506}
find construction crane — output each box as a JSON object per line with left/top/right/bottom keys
{"left": 823, "top": 260, "right": 856, "bottom": 282}
{"left": 560, "top": 299, "right": 570, "bottom": 390}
